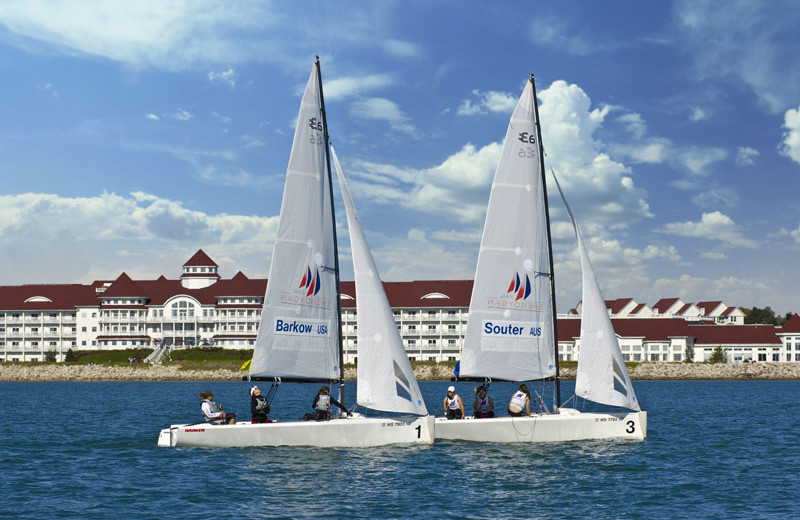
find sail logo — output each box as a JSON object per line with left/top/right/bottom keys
{"left": 506, "top": 272, "right": 532, "bottom": 301}
{"left": 274, "top": 317, "right": 330, "bottom": 337}
{"left": 482, "top": 320, "right": 542, "bottom": 339}
{"left": 298, "top": 265, "right": 322, "bottom": 297}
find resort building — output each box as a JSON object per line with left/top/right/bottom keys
{"left": 0, "top": 250, "right": 796, "bottom": 364}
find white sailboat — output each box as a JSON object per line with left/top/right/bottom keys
{"left": 435, "top": 74, "right": 646, "bottom": 443}
{"left": 158, "top": 57, "right": 432, "bottom": 448}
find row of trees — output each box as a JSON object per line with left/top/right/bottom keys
{"left": 744, "top": 306, "right": 795, "bottom": 325}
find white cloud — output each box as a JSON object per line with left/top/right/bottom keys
{"left": 677, "top": 146, "right": 727, "bottom": 175}
{"left": 674, "top": 0, "right": 800, "bottom": 113}
{"left": 240, "top": 135, "right": 264, "bottom": 148}
{"left": 168, "top": 109, "right": 193, "bottom": 122}
{"left": 700, "top": 251, "right": 728, "bottom": 260}
{"left": 617, "top": 113, "right": 646, "bottom": 139}
{"left": 366, "top": 228, "right": 476, "bottom": 282}
{"left": 736, "top": 146, "right": 759, "bottom": 166}
{"left": 145, "top": 113, "right": 159, "bottom": 121}
{"left": 0, "top": 192, "right": 279, "bottom": 284}
{"left": 0, "top": 1, "right": 274, "bottom": 71}
{"left": 349, "top": 97, "right": 415, "bottom": 134}
{"left": 529, "top": 16, "right": 596, "bottom": 56}
{"left": 324, "top": 74, "right": 393, "bottom": 101}
{"left": 780, "top": 105, "right": 800, "bottom": 164}
{"left": 538, "top": 80, "right": 652, "bottom": 227}
{"left": 208, "top": 68, "right": 237, "bottom": 87}
{"left": 346, "top": 142, "right": 500, "bottom": 223}
{"left": 382, "top": 39, "right": 421, "bottom": 58}
{"left": 791, "top": 224, "right": 800, "bottom": 244}
{"left": 660, "top": 211, "right": 758, "bottom": 248}
{"left": 457, "top": 90, "right": 516, "bottom": 116}
{"left": 38, "top": 82, "right": 59, "bottom": 97}
{"left": 211, "top": 111, "right": 231, "bottom": 124}
{"left": 689, "top": 107, "right": 707, "bottom": 121}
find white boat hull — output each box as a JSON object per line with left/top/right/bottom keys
{"left": 434, "top": 409, "right": 646, "bottom": 443}
{"left": 158, "top": 413, "right": 434, "bottom": 448}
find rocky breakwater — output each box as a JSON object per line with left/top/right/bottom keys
{"left": 630, "top": 362, "right": 800, "bottom": 380}
{"left": 0, "top": 363, "right": 241, "bottom": 382}
{"left": 2, "top": 362, "right": 800, "bottom": 382}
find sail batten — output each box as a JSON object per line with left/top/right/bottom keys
{"left": 460, "top": 77, "right": 556, "bottom": 382}
{"left": 250, "top": 61, "right": 340, "bottom": 381}
{"left": 332, "top": 146, "right": 428, "bottom": 416}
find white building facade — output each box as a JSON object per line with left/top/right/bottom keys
{"left": 0, "top": 251, "right": 796, "bottom": 364}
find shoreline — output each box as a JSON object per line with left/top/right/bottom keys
{"left": 2, "top": 362, "right": 800, "bottom": 382}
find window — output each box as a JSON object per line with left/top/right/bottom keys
{"left": 673, "top": 353, "right": 682, "bottom": 362}
{"left": 408, "top": 325, "right": 416, "bottom": 332}
{"left": 773, "top": 354, "right": 780, "bottom": 361}
{"left": 448, "top": 325, "right": 456, "bottom": 332}
{"left": 758, "top": 353, "right": 767, "bottom": 362}
{"left": 82, "top": 327, "right": 87, "bottom": 332}
{"left": 427, "top": 325, "right": 436, "bottom": 332}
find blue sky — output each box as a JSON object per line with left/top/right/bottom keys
{"left": 0, "top": 1, "right": 799, "bottom": 314}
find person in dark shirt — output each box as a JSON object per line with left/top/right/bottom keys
{"left": 250, "top": 386, "right": 271, "bottom": 423}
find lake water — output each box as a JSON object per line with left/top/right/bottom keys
{"left": 2, "top": 379, "right": 797, "bottom": 519}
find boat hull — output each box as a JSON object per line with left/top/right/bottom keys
{"left": 158, "top": 413, "right": 434, "bottom": 448}
{"left": 434, "top": 409, "right": 646, "bottom": 443}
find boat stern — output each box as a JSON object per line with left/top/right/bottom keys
{"left": 157, "top": 426, "right": 177, "bottom": 447}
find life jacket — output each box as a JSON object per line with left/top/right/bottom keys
{"left": 446, "top": 396, "right": 459, "bottom": 410}
{"left": 202, "top": 399, "right": 222, "bottom": 422}
{"left": 254, "top": 395, "right": 269, "bottom": 414}
{"left": 315, "top": 394, "right": 331, "bottom": 411}
{"left": 476, "top": 395, "right": 491, "bottom": 412}
{"left": 509, "top": 391, "right": 527, "bottom": 410}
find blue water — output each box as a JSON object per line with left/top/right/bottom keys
{"left": 2, "top": 379, "right": 798, "bottom": 519}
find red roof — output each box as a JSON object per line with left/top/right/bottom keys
{"left": 691, "top": 323, "right": 780, "bottom": 346}
{"left": 184, "top": 249, "right": 218, "bottom": 267}
{"left": 556, "top": 318, "right": 694, "bottom": 342}
{"left": 697, "top": 301, "right": 723, "bottom": 315}
{"left": 604, "top": 298, "right": 634, "bottom": 314}
{"left": 653, "top": 298, "right": 680, "bottom": 313}
{"left": 0, "top": 284, "right": 92, "bottom": 311}
{"left": 338, "top": 280, "right": 473, "bottom": 309}
{"left": 779, "top": 314, "right": 800, "bottom": 333}
{"left": 100, "top": 272, "right": 146, "bottom": 299}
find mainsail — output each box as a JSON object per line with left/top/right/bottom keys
{"left": 331, "top": 146, "right": 427, "bottom": 415}
{"left": 460, "top": 77, "right": 556, "bottom": 382}
{"left": 250, "top": 60, "right": 340, "bottom": 381}
{"left": 552, "top": 174, "right": 640, "bottom": 410}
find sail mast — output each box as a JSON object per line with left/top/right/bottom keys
{"left": 530, "top": 73, "right": 561, "bottom": 407}
{"left": 316, "top": 56, "right": 345, "bottom": 404}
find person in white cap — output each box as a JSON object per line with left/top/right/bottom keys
{"left": 443, "top": 385, "right": 465, "bottom": 420}
{"left": 249, "top": 386, "right": 271, "bottom": 423}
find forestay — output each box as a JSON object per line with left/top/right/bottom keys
{"left": 552, "top": 174, "right": 640, "bottom": 410}
{"left": 460, "top": 78, "right": 556, "bottom": 382}
{"left": 331, "top": 147, "right": 427, "bottom": 415}
{"left": 250, "top": 61, "right": 340, "bottom": 381}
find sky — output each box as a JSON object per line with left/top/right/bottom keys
{"left": 0, "top": 1, "right": 799, "bottom": 315}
